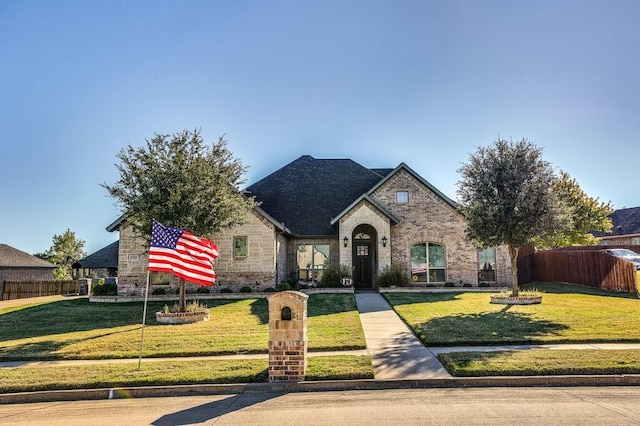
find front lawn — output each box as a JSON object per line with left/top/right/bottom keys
{"left": 438, "top": 349, "right": 640, "bottom": 376}
{"left": 384, "top": 282, "right": 640, "bottom": 346}
{"left": 0, "top": 355, "right": 374, "bottom": 394}
{"left": 0, "top": 294, "right": 366, "bottom": 361}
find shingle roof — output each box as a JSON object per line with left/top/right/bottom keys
{"left": 245, "top": 155, "right": 387, "bottom": 236}
{"left": 77, "top": 241, "right": 119, "bottom": 269}
{"left": 593, "top": 206, "right": 640, "bottom": 237}
{"left": 0, "top": 244, "right": 56, "bottom": 268}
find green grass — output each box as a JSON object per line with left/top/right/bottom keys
{"left": 438, "top": 349, "right": 640, "bottom": 376}
{"left": 384, "top": 282, "right": 640, "bottom": 346}
{"left": 0, "top": 294, "right": 365, "bottom": 361}
{"left": 0, "top": 355, "right": 374, "bottom": 394}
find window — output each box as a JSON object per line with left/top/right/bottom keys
{"left": 410, "top": 243, "right": 446, "bottom": 283}
{"left": 296, "top": 244, "right": 330, "bottom": 281}
{"left": 478, "top": 247, "right": 496, "bottom": 283}
{"left": 396, "top": 191, "right": 409, "bottom": 203}
{"left": 632, "top": 237, "right": 640, "bottom": 245}
{"left": 234, "top": 236, "right": 248, "bottom": 257}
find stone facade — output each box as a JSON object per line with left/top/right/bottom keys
{"left": 267, "top": 291, "right": 308, "bottom": 381}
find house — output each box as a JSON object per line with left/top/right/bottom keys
{"left": 108, "top": 155, "right": 512, "bottom": 294}
{"left": 593, "top": 207, "right": 640, "bottom": 246}
{"left": 74, "top": 241, "right": 119, "bottom": 279}
{"left": 0, "top": 244, "right": 56, "bottom": 296}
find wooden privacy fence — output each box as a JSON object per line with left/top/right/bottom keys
{"left": 518, "top": 250, "right": 638, "bottom": 293}
{"left": 1, "top": 280, "right": 79, "bottom": 301}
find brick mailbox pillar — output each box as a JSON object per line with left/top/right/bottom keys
{"left": 267, "top": 290, "right": 309, "bottom": 382}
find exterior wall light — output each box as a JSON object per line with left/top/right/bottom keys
{"left": 343, "top": 236, "right": 349, "bottom": 247}
{"left": 382, "top": 236, "right": 387, "bottom": 247}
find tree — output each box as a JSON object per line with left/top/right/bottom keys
{"left": 457, "top": 137, "right": 564, "bottom": 296}
{"left": 102, "top": 129, "right": 255, "bottom": 311}
{"left": 534, "top": 171, "right": 613, "bottom": 248}
{"left": 35, "top": 229, "right": 86, "bottom": 280}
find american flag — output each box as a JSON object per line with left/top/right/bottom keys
{"left": 148, "top": 220, "right": 219, "bottom": 286}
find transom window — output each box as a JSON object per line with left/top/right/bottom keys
{"left": 396, "top": 191, "right": 409, "bottom": 203}
{"left": 478, "top": 247, "right": 496, "bottom": 283}
{"left": 410, "top": 243, "right": 446, "bottom": 283}
{"left": 296, "top": 244, "right": 330, "bottom": 281}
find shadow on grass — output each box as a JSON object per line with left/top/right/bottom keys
{"left": 414, "top": 307, "right": 570, "bottom": 346}
{"left": 383, "top": 292, "right": 464, "bottom": 307}
{"left": 249, "top": 293, "right": 360, "bottom": 325}
{"left": 0, "top": 298, "right": 240, "bottom": 342}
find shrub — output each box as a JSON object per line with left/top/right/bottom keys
{"left": 219, "top": 287, "right": 233, "bottom": 293}
{"left": 92, "top": 283, "right": 117, "bottom": 296}
{"left": 462, "top": 283, "right": 473, "bottom": 288}
{"left": 478, "top": 282, "right": 491, "bottom": 287}
{"left": 239, "top": 286, "right": 252, "bottom": 293}
{"left": 444, "top": 282, "right": 456, "bottom": 287}
{"left": 151, "top": 287, "right": 166, "bottom": 295}
{"left": 263, "top": 287, "right": 277, "bottom": 292}
{"left": 277, "top": 282, "right": 292, "bottom": 291}
{"left": 319, "top": 264, "right": 352, "bottom": 288}
{"left": 196, "top": 286, "right": 210, "bottom": 294}
{"left": 377, "top": 264, "right": 409, "bottom": 287}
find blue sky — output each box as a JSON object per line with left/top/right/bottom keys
{"left": 1, "top": 0, "right": 638, "bottom": 256}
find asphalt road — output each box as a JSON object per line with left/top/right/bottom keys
{"left": 1, "top": 387, "right": 639, "bottom": 425}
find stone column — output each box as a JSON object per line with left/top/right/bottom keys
{"left": 267, "top": 291, "right": 308, "bottom": 381}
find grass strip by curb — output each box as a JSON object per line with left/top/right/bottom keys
{"left": 438, "top": 349, "right": 640, "bottom": 377}
{"left": 0, "top": 355, "right": 374, "bottom": 394}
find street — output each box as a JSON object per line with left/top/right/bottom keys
{"left": 1, "top": 387, "right": 639, "bottom": 425}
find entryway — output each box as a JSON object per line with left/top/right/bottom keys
{"left": 352, "top": 224, "right": 377, "bottom": 289}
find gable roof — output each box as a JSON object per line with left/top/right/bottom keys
{"left": 245, "top": 155, "right": 387, "bottom": 236}
{"left": 330, "top": 194, "right": 400, "bottom": 225}
{"left": 0, "top": 244, "right": 56, "bottom": 268}
{"left": 593, "top": 206, "right": 640, "bottom": 237}
{"left": 76, "top": 241, "right": 119, "bottom": 269}
{"left": 367, "top": 162, "right": 458, "bottom": 210}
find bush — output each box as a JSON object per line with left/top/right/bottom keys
{"left": 319, "top": 264, "right": 352, "bottom": 288}
{"left": 444, "top": 282, "right": 456, "bottom": 287}
{"left": 478, "top": 282, "right": 492, "bottom": 287}
{"left": 377, "top": 264, "right": 409, "bottom": 287}
{"left": 239, "top": 286, "right": 252, "bottom": 293}
{"left": 219, "top": 287, "right": 233, "bottom": 293}
{"left": 196, "top": 286, "right": 210, "bottom": 294}
{"left": 462, "top": 283, "right": 473, "bottom": 288}
{"left": 92, "top": 283, "right": 117, "bottom": 296}
{"left": 263, "top": 287, "right": 277, "bottom": 292}
{"left": 151, "top": 287, "right": 166, "bottom": 295}
{"left": 277, "top": 282, "right": 291, "bottom": 291}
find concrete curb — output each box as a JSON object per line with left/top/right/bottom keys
{"left": 2, "top": 375, "right": 640, "bottom": 405}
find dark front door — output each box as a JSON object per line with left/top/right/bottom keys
{"left": 354, "top": 242, "right": 372, "bottom": 288}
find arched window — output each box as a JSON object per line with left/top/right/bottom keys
{"left": 410, "top": 243, "right": 446, "bottom": 283}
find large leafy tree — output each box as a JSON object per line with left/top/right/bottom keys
{"left": 535, "top": 171, "right": 613, "bottom": 248}
{"left": 102, "top": 129, "right": 255, "bottom": 310}
{"left": 35, "top": 229, "right": 86, "bottom": 280}
{"left": 457, "top": 138, "right": 563, "bottom": 296}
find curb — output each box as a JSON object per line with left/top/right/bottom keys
{"left": 2, "top": 375, "right": 640, "bottom": 405}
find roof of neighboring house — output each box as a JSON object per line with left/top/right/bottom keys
{"left": 245, "top": 155, "right": 388, "bottom": 237}
{"left": 76, "top": 241, "right": 119, "bottom": 269}
{"left": 0, "top": 244, "right": 56, "bottom": 268}
{"left": 593, "top": 206, "right": 640, "bottom": 237}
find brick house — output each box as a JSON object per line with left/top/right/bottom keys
{"left": 108, "top": 155, "right": 512, "bottom": 294}
{"left": 74, "top": 241, "right": 119, "bottom": 279}
{"left": 0, "top": 244, "right": 56, "bottom": 295}
{"left": 593, "top": 206, "right": 640, "bottom": 246}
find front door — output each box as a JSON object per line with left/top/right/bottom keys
{"left": 352, "top": 224, "right": 376, "bottom": 289}
{"left": 354, "top": 242, "right": 372, "bottom": 288}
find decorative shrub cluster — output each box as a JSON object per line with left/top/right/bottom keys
{"left": 319, "top": 264, "right": 352, "bottom": 288}
{"left": 92, "top": 283, "right": 117, "bottom": 296}
{"left": 377, "top": 264, "right": 409, "bottom": 287}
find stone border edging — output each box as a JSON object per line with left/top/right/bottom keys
{"left": 2, "top": 375, "right": 640, "bottom": 405}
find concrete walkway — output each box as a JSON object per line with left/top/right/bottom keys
{"left": 354, "top": 292, "right": 450, "bottom": 379}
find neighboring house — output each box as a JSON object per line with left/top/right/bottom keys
{"left": 74, "top": 241, "right": 119, "bottom": 278}
{"left": 108, "top": 155, "right": 512, "bottom": 294}
{"left": 0, "top": 244, "right": 56, "bottom": 295}
{"left": 593, "top": 206, "right": 640, "bottom": 246}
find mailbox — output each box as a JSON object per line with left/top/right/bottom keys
{"left": 267, "top": 290, "right": 308, "bottom": 381}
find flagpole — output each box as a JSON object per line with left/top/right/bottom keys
{"left": 138, "top": 269, "right": 151, "bottom": 370}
